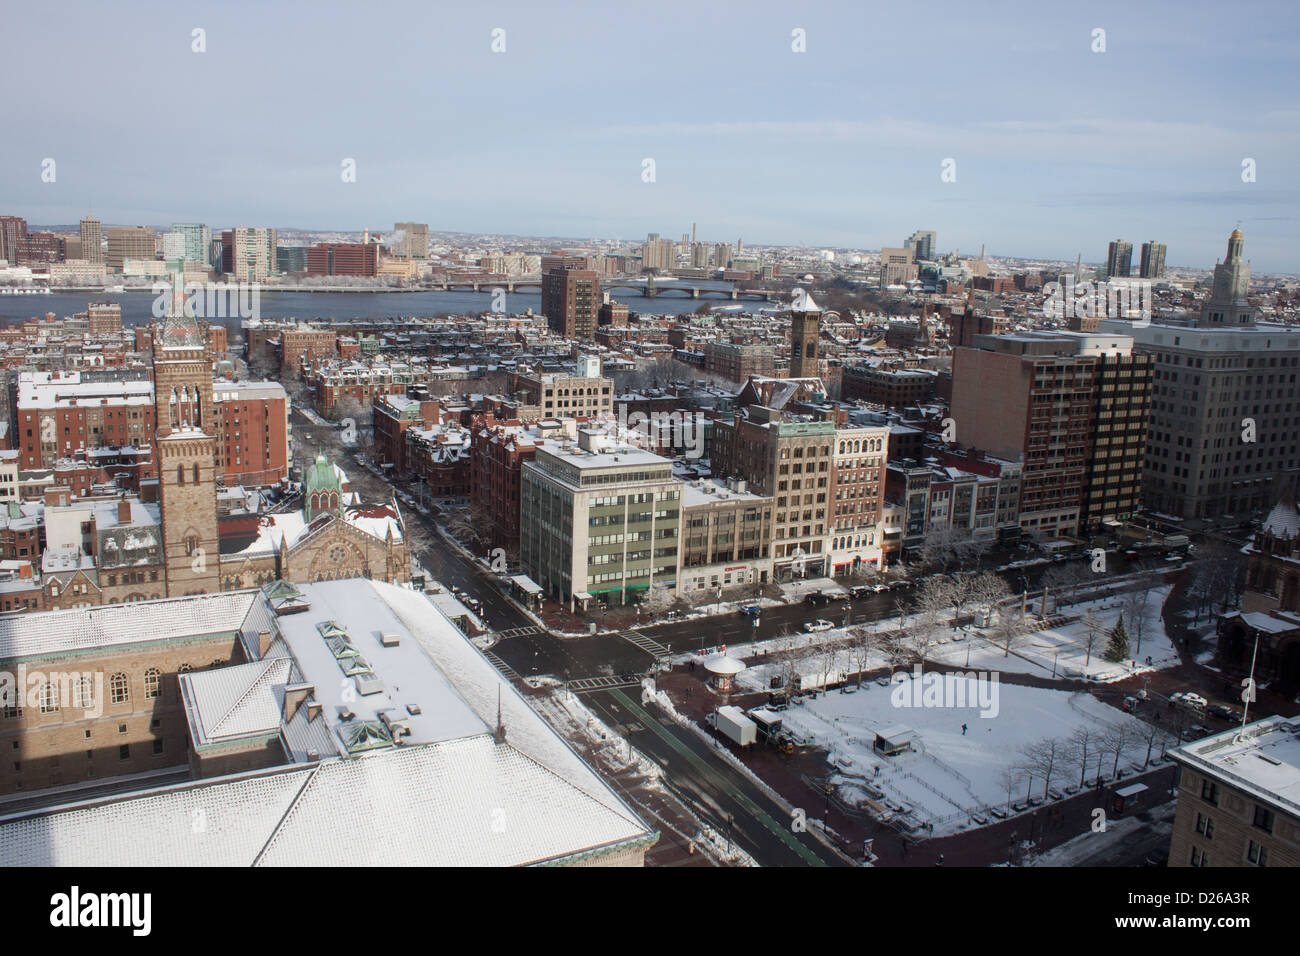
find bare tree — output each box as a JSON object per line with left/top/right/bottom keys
{"left": 1138, "top": 720, "right": 1170, "bottom": 768}
{"left": 1067, "top": 725, "right": 1098, "bottom": 788}
{"left": 993, "top": 608, "right": 1028, "bottom": 658}
{"left": 1120, "top": 586, "right": 1157, "bottom": 659}
{"left": 1020, "top": 737, "right": 1064, "bottom": 798}
{"left": 911, "top": 575, "right": 953, "bottom": 661}
{"left": 1102, "top": 723, "right": 1135, "bottom": 778}
{"left": 1040, "top": 562, "right": 1092, "bottom": 610}
{"left": 967, "top": 571, "right": 1010, "bottom": 626}
{"left": 1081, "top": 608, "right": 1103, "bottom": 674}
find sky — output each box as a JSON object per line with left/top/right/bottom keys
{"left": 2, "top": 0, "right": 1298, "bottom": 272}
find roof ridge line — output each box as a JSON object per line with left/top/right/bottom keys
{"left": 209, "top": 657, "right": 289, "bottom": 736}
{"left": 251, "top": 763, "right": 321, "bottom": 867}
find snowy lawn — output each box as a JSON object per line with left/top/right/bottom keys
{"left": 779, "top": 676, "right": 1167, "bottom": 836}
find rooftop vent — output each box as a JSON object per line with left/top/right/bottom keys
{"left": 406, "top": 703, "right": 422, "bottom": 715}
{"left": 337, "top": 706, "right": 355, "bottom": 721}
{"left": 379, "top": 632, "right": 401, "bottom": 647}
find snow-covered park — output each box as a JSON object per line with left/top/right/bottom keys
{"left": 716, "top": 583, "right": 1182, "bottom": 694}
{"left": 777, "top": 675, "right": 1171, "bottom": 836}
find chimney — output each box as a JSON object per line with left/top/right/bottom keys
{"left": 283, "top": 683, "right": 314, "bottom": 724}
{"left": 257, "top": 630, "right": 274, "bottom": 658}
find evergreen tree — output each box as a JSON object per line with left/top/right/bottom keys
{"left": 1104, "top": 613, "right": 1130, "bottom": 663}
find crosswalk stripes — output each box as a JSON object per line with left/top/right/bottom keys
{"left": 482, "top": 651, "right": 523, "bottom": 682}
{"left": 497, "top": 626, "right": 542, "bottom": 640}
{"left": 621, "top": 630, "right": 671, "bottom": 659}
{"left": 567, "top": 674, "right": 644, "bottom": 693}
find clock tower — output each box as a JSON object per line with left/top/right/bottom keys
{"left": 153, "top": 275, "right": 221, "bottom": 595}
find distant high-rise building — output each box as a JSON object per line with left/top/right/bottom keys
{"left": 690, "top": 242, "right": 712, "bottom": 268}
{"left": 541, "top": 268, "right": 599, "bottom": 339}
{"left": 879, "top": 247, "right": 917, "bottom": 288}
{"left": 1106, "top": 240, "right": 1133, "bottom": 278}
{"left": 79, "top": 216, "right": 103, "bottom": 264}
{"left": 222, "top": 227, "right": 278, "bottom": 281}
{"left": 306, "top": 243, "right": 378, "bottom": 277}
{"left": 106, "top": 226, "right": 156, "bottom": 271}
{"left": 392, "top": 222, "right": 429, "bottom": 259}
{"left": 641, "top": 234, "right": 674, "bottom": 272}
{"left": 713, "top": 243, "right": 733, "bottom": 270}
{"left": 80, "top": 218, "right": 104, "bottom": 262}
{"left": 906, "top": 230, "right": 936, "bottom": 262}
{"left": 169, "top": 223, "right": 211, "bottom": 265}
{"left": 0, "top": 216, "right": 28, "bottom": 264}
{"left": 1139, "top": 241, "right": 1166, "bottom": 279}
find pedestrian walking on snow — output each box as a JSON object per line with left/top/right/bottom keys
{"left": 961, "top": 723, "right": 968, "bottom": 735}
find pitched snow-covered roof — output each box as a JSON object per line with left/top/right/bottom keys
{"left": 181, "top": 657, "right": 295, "bottom": 746}
{"left": 1263, "top": 491, "right": 1300, "bottom": 540}
{"left": 0, "top": 735, "right": 653, "bottom": 867}
{"left": 0, "top": 591, "right": 263, "bottom": 663}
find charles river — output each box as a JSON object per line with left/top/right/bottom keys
{"left": 0, "top": 280, "right": 778, "bottom": 333}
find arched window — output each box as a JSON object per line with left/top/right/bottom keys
{"left": 73, "top": 675, "right": 95, "bottom": 710}
{"left": 177, "top": 664, "right": 193, "bottom": 674}
{"left": 38, "top": 682, "right": 59, "bottom": 714}
{"left": 110, "top": 672, "right": 129, "bottom": 704}
{"left": 144, "top": 668, "right": 162, "bottom": 700}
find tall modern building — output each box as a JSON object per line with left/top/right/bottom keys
{"left": 1101, "top": 230, "right": 1294, "bottom": 522}
{"left": 541, "top": 267, "right": 599, "bottom": 339}
{"left": 1139, "top": 240, "right": 1166, "bottom": 279}
{"left": 222, "top": 227, "right": 278, "bottom": 282}
{"left": 950, "top": 330, "right": 1151, "bottom": 537}
{"left": 79, "top": 216, "right": 103, "bottom": 263}
{"left": 1106, "top": 240, "right": 1133, "bottom": 278}
{"left": 169, "top": 222, "right": 211, "bottom": 265}
{"left": 906, "top": 230, "right": 936, "bottom": 262}
{"left": 106, "top": 226, "right": 156, "bottom": 271}
{"left": 789, "top": 288, "right": 822, "bottom": 379}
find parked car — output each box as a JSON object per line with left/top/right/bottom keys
{"left": 803, "top": 619, "right": 834, "bottom": 633}
{"left": 803, "top": 591, "right": 831, "bottom": 606}
{"left": 740, "top": 605, "right": 762, "bottom": 617}
{"left": 849, "top": 585, "right": 872, "bottom": 599}
{"left": 1170, "top": 691, "right": 1208, "bottom": 711}
{"left": 1208, "top": 703, "right": 1240, "bottom": 721}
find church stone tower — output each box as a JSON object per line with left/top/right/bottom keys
{"left": 153, "top": 275, "right": 221, "bottom": 595}
{"left": 790, "top": 288, "right": 822, "bottom": 379}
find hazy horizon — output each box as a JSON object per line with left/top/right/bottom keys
{"left": 3, "top": 0, "right": 1297, "bottom": 271}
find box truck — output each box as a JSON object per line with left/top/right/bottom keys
{"left": 707, "top": 705, "right": 758, "bottom": 746}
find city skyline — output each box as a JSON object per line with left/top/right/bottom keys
{"left": 1, "top": 0, "right": 1297, "bottom": 271}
